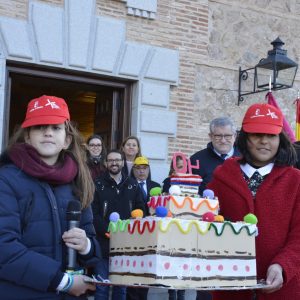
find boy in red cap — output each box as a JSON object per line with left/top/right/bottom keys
{"left": 0, "top": 95, "right": 100, "bottom": 299}
{"left": 208, "top": 103, "right": 300, "bottom": 300}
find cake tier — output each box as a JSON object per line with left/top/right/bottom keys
{"left": 147, "top": 195, "right": 219, "bottom": 219}
{"left": 170, "top": 174, "right": 202, "bottom": 195}
{"left": 109, "top": 218, "right": 257, "bottom": 288}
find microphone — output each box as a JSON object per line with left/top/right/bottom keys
{"left": 66, "top": 200, "right": 81, "bottom": 272}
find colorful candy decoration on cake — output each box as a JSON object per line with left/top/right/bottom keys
{"left": 203, "top": 189, "right": 214, "bottom": 199}
{"left": 109, "top": 212, "right": 120, "bottom": 222}
{"left": 131, "top": 209, "right": 144, "bottom": 219}
{"left": 202, "top": 211, "right": 215, "bottom": 222}
{"left": 155, "top": 206, "right": 168, "bottom": 217}
{"left": 150, "top": 186, "right": 162, "bottom": 196}
{"left": 214, "top": 215, "right": 225, "bottom": 222}
{"left": 243, "top": 213, "right": 258, "bottom": 225}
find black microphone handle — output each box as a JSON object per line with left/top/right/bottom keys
{"left": 67, "top": 220, "right": 80, "bottom": 271}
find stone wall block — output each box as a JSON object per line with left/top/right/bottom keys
{"left": 30, "top": 2, "right": 64, "bottom": 64}
{"left": 124, "top": 0, "right": 157, "bottom": 19}
{"left": 67, "top": 0, "right": 95, "bottom": 68}
{"left": 145, "top": 47, "right": 179, "bottom": 84}
{"left": 140, "top": 134, "right": 168, "bottom": 160}
{"left": 140, "top": 109, "right": 177, "bottom": 135}
{"left": 119, "top": 42, "right": 150, "bottom": 77}
{"left": 91, "top": 16, "right": 125, "bottom": 73}
{"left": 142, "top": 81, "right": 170, "bottom": 107}
{"left": 0, "top": 17, "right": 33, "bottom": 60}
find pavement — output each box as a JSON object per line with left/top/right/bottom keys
{"left": 148, "top": 288, "right": 196, "bottom": 299}
{"left": 89, "top": 288, "right": 197, "bottom": 299}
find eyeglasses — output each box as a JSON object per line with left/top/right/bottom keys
{"left": 89, "top": 144, "right": 102, "bottom": 148}
{"left": 106, "top": 158, "right": 123, "bottom": 163}
{"left": 212, "top": 134, "right": 234, "bottom": 141}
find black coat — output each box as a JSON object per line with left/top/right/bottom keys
{"left": 142, "top": 179, "right": 161, "bottom": 216}
{"left": 92, "top": 171, "right": 145, "bottom": 257}
{"left": 190, "top": 142, "right": 240, "bottom": 195}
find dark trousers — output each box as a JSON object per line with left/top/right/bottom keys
{"left": 196, "top": 291, "right": 212, "bottom": 300}
{"left": 168, "top": 289, "right": 185, "bottom": 300}
{"left": 126, "top": 287, "right": 149, "bottom": 300}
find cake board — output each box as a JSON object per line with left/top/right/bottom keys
{"left": 84, "top": 276, "right": 267, "bottom": 290}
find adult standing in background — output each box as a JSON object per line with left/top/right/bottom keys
{"left": 92, "top": 150, "right": 145, "bottom": 300}
{"left": 120, "top": 136, "right": 141, "bottom": 176}
{"left": 131, "top": 157, "right": 160, "bottom": 221}
{"left": 190, "top": 117, "right": 239, "bottom": 195}
{"left": 190, "top": 116, "right": 239, "bottom": 300}
{"left": 86, "top": 134, "right": 106, "bottom": 180}
{"left": 127, "top": 156, "right": 160, "bottom": 300}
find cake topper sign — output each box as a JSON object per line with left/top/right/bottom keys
{"left": 172, "top": 152, "right": 200, "bottom": 174}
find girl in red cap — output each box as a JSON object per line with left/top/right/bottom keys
{"left": 209, "top": 103, "right": 300, "bottom": 300}
{"left": 0, "top": 95, "right": 100, "bottom": 299}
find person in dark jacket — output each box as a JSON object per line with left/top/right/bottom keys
{"left": 190, "top": 116, "right": 239, "bottom": 196}
{"left": 126, "top": 156, "right": 160, "bottom": 300}
{"left": 92, "top": 149, "right": 145, "bottom": 300}
{"left": 0, "top": 95, "right": 99, "bottom": 299}
{"left": 86, "top": 134, "right": 106, "bottom": 180}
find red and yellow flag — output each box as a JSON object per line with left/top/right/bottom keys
{"left": 296, "top": 99, "right": 300, "bottom": 141}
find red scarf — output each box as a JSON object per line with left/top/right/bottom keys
{"left": 8, "top": 143, "right": 78, "bottom": 185}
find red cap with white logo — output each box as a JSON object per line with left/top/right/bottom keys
{"left": 242, "top": 103, "right": 283, "bottom": 134}
{"left": 21, "top": 95, "right": 70, "bottom": 128}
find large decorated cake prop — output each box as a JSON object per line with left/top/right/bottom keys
{"left": 108, "top": 215, "right": 258, "bottom": 288}
{"left": 148, "top": 153, "right": 219, "bottom": 219}
{"left": 108, "top": 153, "right": 258, "bottom": 289}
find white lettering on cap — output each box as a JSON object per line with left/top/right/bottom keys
{"left": 29, "top": 101, "right": 43, "bottom": 112}
{"left": 266, "top": 109, "right": 278, "bottom": 119}
{"left": 250, "top": 108, "right": 278, "bottom": 119}
{"left": 45, "top": 99, "right": 60, "bottom": 109}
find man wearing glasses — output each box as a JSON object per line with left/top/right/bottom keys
{"left": 190, "top": 117, "right": 239, "bottom": 196}
{"left": 92, "top": 150, "right": 145, "bottom": 300}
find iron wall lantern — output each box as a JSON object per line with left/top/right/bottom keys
{"left": 238, "top": 37, "right": 298, "bottom": 105}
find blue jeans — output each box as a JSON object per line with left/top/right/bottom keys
{"left": 94, "top": 258, "right": 126, "bottom": 300}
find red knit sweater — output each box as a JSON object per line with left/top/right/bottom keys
{"left": 208, "top": 158, "right": 300, "bottom": 300}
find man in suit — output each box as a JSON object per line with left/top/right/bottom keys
{"left": 126, "top": 156, "right": 160, "bottom": 300}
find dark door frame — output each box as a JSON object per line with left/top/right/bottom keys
{"left": 4, "top": 62, "right": 133, "bottom": 148}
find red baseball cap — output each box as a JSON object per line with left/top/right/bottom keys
{"left": 242, "top": 103, "right": 283, "bottom": 134}
{"left": 21, "top": 95, "right": 70, "bottom": 128}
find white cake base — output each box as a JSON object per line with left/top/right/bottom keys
{"left": 109, "top": 217, "right": 257, "bottom": 288}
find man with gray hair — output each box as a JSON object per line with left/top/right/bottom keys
{"left": 190, "top": 117, "right": 239, "bottom": 195}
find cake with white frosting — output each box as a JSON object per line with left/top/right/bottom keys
{"left": 108, "top": 217, "right": 257, "bottom": 288}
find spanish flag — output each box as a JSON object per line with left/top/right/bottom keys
{"left": 266, "top": 92, "right": 296, "bottom": 142}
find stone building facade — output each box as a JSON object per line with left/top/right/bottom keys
{"left": 0, "top": 0, "right": 299, "bottom": 182}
